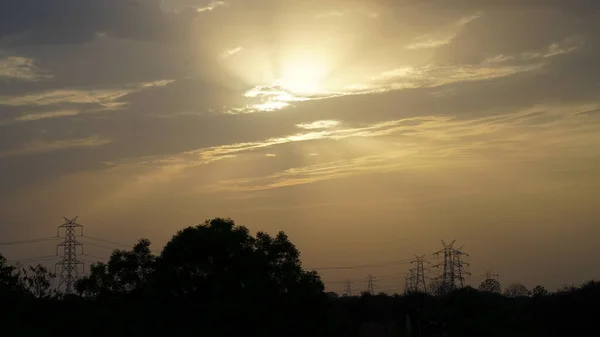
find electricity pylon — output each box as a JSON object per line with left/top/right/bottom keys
{"left": 433, "top": 240, "right": 469, "bottom": 293}
{"left": 410, "top": 255, "right": 429, "bottom": 293}
{"left": 343, "top": 279, "right": 353, "bottom": 297}
{"left": 366, "top": 274, "right": 376, "bottom": 295}
{"left": 484, "top": 269, "right": 499, "bottom": 281}
{"left": 56, "top": 217, "right": 84, "bottom": 295}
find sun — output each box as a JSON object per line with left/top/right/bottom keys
{"left": 214, "top": 6, "right": 374, "bottom": 113}
{"left": 276, "top": 52, "right": 332, "bottom": 95}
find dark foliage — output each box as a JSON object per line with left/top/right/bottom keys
{"left": 1, "top": 218, "right": 599, "bottom": 337}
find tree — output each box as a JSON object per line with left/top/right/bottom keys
{"left": 76, "top": 238, "right": 156, "bottom": 297}
{"left": 20, "top": 265, "right": 56, "bottom": 299}
{"left": 153, "top": 218, "right": 328, "bottom": 336}
{"left": 155, "top": 218, "right": 324, "bottom": 300}
{"left": 503, "top": 283, "right": 530, "bottom": 297}
{"left": 478, "top": 278, "right": 501, "bottom": 293}
{"left": 531, "top": 285, "right": 549, "bottom": 297}
{"left": 428, "top": 279, "right": 446, "bottom": 296}
{"left": 0, "top": 254, "right": 22, "bottom": 297}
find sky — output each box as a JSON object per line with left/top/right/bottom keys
{"left": 1, "top": 0, "right": 600, "bottom": 294}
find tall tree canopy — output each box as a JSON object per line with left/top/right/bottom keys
{"left": 75, "top": 218, "right": 328, "bottom": 337}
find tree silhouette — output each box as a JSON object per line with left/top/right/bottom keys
{"left": 0, "top": 254, "right": 22, "bottom": 297}
{"left": 6, "top": 220, "right": 600, "bottom": 337}
{"left": 154, "top": 218, "right": 324, "bottom": 301}
{"left": 503, "top": 283, "right": 530, "bottom": 297}
{"left": 76, "top": 238, "right": 156, "bottom": 297}
{"left": 20, "top": 265, "right": 56, "bottom": 299}
{"left": 478, "top": 278, "right": 501, "bottom": 293}
{"left": 73, "top": 218, "right": 328, "bottom": 337}
{"left": 531, "top": 285, "right": 549, "bottom": 297}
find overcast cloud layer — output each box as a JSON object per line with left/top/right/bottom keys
{"left": 1, "top": 0, "right": 600, "bottom": 293}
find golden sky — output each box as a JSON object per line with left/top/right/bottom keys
{"left": 1, "top": 0, "right": 600, "bottom": 293}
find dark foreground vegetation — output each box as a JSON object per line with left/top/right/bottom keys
{"left": 1, "top": 218, "right": 598, "bottom": 337}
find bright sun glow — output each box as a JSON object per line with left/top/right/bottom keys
{"left": 216, "top": 9, "right": 386, "bottom": 113}
{"left": 276, "top": 53, "right": 331, "bottom": 95}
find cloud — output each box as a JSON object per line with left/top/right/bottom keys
{"left": 433, "top": 7, "right": 599, "bottom": 65}
{"left": 296, "top": 120, "right": 341, "bottom": 130}
{"left": 196, "top": 1, "right": 226, "bottom": 12}
{"left": 0, "top": 56, "right": 50, "bottom": 81}
{"left": 16, "top": 109, "right": 79, "bottom": 122}
{"left": 221, "top": 46, "right": 242, "bottom": 58}
{"left": 404, "top": 12, "right": 481, "bottom": 50}
{"left": 0, "top": 80, "right": 174, "bottom": 109}
{"left": 206, "top": 102, "right": 600, "bottom": 192}
{"left": 417, "top": 0, "right": 600, "bottom": 13}
{"left": 0, "top": 0, "right": 196, "bottom": 46}
{"left": 0, "top": 136, "right": 112, "bottom": 158}
{"left": 104, "top": 100, "right": 600, "bottom": 190}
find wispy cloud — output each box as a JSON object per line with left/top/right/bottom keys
{"left": 0, "top": 136, "right": 112, "bottom": 158}
{"left": 296, "top": 120, "right": 341, "bottom": 130}
{"left": 405, "top": 37, "right": 454, "bottom": 50}
{"left": 196, "top": 1, "right": 226, "bottom": 12}
{"left": 227, "top": 39, "right": 564, "bottom": 116}
{"left": 484, "top": 38, "right": 582, "bottom": 65}
{"left": 221, "top": 46, "right": 243, "bottom": 58}
{"left": 367, "top": 61, "right": 543, "bottom": 93}
{"left": 0, "top": 56, "right": 51, "bottom": 81}
{"left": 109, "top": 101, "right": 597, "bottom": 177}
{"left": 0, "top": 80, "right": 174, "bottom": 109}
{"left": 210, "top": 102, "right": 600, "bottom": 192}
{"left": 16, "top": 109, "right": 80, "bottom": 122}
{"left": 315, "top": 10, "right": 346, "bottom": 19}
{"left": 404, "top": 13, "right": 481, "bottom": 50}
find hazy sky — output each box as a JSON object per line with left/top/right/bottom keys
{"left": 1, "top": 0, "right": 600, "bottom": 293}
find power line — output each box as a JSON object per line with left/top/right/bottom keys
{"left": 0, "top": 236, "right": 60, "bottom": 246}
{"left": 81, "top": 253, "right": 108, "bottom": 261}
{"left": 8, "top": 255, "right": 60, "bottom": 264}
{"left": 309, "top": 258, "right": 414, "bottom": 271}
{"left": 79, "top": 241, "right": 119, "bottom": 251}
{"left": 81, "top": 235, "right": 132, "bottom": 248}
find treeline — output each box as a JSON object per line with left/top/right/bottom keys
{"left": 0, "top": 218, "right": 598, "bottom": 337}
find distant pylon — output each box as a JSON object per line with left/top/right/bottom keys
{"left": 366, "top": 274, "right": 376, "bottom": 295}
{"left": 56, "top": 217, "right": 84, "bottom": 295}
{"left": 453, "top": 245, "right": 470, "bottom": 288}
{"left": 433, "top": 240, "right": 469, "bottom": 293}
{"left": 343, "top": 279, "right": 353, "bottom": 296}
{"left": 484, "top": 269, "right": 499, "bottom": 281}
{"left": 410, "top": 255, "right": 429, "bottom": 293}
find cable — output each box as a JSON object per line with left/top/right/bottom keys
{"left": 81, "top": 253, "right": 108, "bottom": 261}
{"left": 0, "top": 236, "right": 60, "bottom": 246}
{"left": 81, "top": 235, "right": 132, "bottom": 248}
{"left": 8, "top": 255, "right": 60, "bottom": 264}
{"left": 308, "top": 257, "right": 414, "bottom": 271}
{"left": 79, "top": 239, "right": 161, "bottom": 256}
{"left": 79, "top": 241, "right": 121, "bottom": 251}
{"left": 324, "top": 274, "right": 406, "bottom": 285}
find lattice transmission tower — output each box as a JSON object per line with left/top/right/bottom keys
{"left": 404, "top": 272, "right": 413, "bottom": 294}
{"left": 366, "top": 274, "right": 376, "bottom": 295}
{"left": 343, "top": 279, "right": 353, "bottom": 297}
{"left": 409, "top": 255, "right": 429, "bottom": 293}
{"left": 433, "top": 240, "right": 469, "bottom": 293}
{"left": 484, "top": 269, "right": 499, "bottom": 281}
{"left": 56, "top": 217, "right": 84, "bottom": 295}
